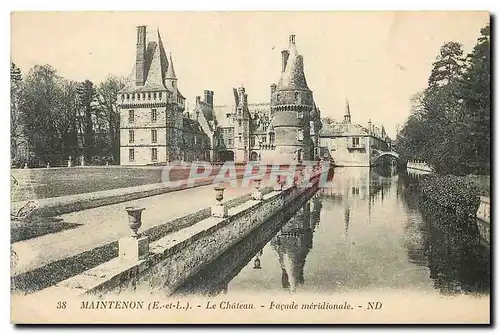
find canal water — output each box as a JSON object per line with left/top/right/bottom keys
{"left": 174, "top": 167, "right": 490, "bottom": 297}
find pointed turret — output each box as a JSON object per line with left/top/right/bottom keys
{"left": 166, "top": 53, "right": 177, "bottom": 79}
{"left": 344, "top": 98, "right": 351, "bottom": 123}
{"left": 270, "top": 34, "right": 315, "bottom": 164}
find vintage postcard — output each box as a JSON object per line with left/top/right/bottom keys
{"left": 10, "top": 11, "right": 490, "bottom": 324}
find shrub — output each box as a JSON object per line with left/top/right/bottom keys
{"left": 418, "top": 175, "right": 481, "bottom": 215}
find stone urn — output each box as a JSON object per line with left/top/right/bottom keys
{"left": 253, "top": 256, "right": 262, "bottom": 270}
{"left": 214, "top": 186, "right": 225, "bottom": 204}
{"left": 254, "top": 178, "right": 262, "bottom": 190}
{"left": 125, "top": 206, "right": 146, "bottom": 238}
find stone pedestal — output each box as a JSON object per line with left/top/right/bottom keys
{"left": 211, "top": 204, "right": 228, "bottom": 218}
{"left": 252, "top": 190, "right": 263, "bottom": 201}
{"left": 119, "top": 236, "right": 149, "bottom": 261}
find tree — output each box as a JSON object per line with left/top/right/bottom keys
{"left": 94, "top": 76, "right": 126, "bottom": 163}
{"left": 18, "top": 64, "right": 67, "bottom": 165}
{"left": 10, "top": 63, "right": 23, "bottom": 163}
{"left": 76, "top": 79, "right": 96, "bottom": 160}
{"left": 395, "top": 24, "right": 490, "bottom": 175}
{"left": 459, "top": 24, "right": 490, "bottom": 174}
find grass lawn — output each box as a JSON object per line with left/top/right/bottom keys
{"left": 11, "top": 165, "right": 239, "bottom": 202}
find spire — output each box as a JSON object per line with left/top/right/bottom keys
{"left": 344, "top": 98, "right": 351, "bottom": 123}
{"left": 166, "top": 53, "right": 177, "bottom": 79}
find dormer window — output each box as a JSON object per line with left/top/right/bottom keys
{"left": 295, "top": 92, "right": 299, "bottom": 100}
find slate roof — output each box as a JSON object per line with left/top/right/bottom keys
{"left": 183, "top": 118, "right": 206, "bottom": 135}
{"left": 319, "top": 122, "right": 370, "bottom": 137}
{"left": 213, "top": 105, "right": 235, "bottom": 128}
{"left": 277, "top": 40, "right": 310, "bottom": 91}
{"left": 120, "top": 27, "right": 185, "bottom": 99}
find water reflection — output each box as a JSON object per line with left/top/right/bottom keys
{"left": 271, "top": 201, "right": 317, "bottom": 292}
{"left": 172, "top": 167, "right": 489, "bottom": 297}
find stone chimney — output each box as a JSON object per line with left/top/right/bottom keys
{"left": 204, "top": 90, "right": 214, "bottom": 106}
{"left": 136, "top": 26, "right": 147, "bottom": 86}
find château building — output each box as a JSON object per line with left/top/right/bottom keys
{"left": 117, "top": 26, "right": 210, "bottom": 165}
{"left": 319, "top": 100, "right": 391, "bottom": 167}
{"left": 118, "top": 26, "right": 322, "bottom": 165}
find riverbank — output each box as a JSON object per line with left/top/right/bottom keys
{"left": 411, "top": 173, "right": 490, "bottom": 245}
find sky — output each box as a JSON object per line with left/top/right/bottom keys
{"left": 11, "top": 11, "right": 489, "bottom": 138}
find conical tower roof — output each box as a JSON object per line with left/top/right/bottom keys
{"left": 166, "top": 53, "right": 177, "bottom": 79}
{"left": 278, "top": 35, "right": 310, "bottom": 91}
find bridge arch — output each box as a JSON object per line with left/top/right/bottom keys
{"left": 370, "top": 150, "right": 401, "bottom": 166}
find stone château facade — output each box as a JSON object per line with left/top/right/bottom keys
{"left": 319, "top": 100, "right": 391, "bottom": 167}
{"left": 118, "top": 26, "right": 322, "bottom": 165}
{"left": 118, "top": 26, "right": 210, "bottom": 165}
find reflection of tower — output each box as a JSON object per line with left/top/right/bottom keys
{"left": 344, "top": 207, "right": 350, "bottom": 235}
{"left": 271, "top": 203, "right": 314, "bottom": 292}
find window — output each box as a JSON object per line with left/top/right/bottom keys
{"left": 148, "top": 92, "right": 151, "bottom": 100}
{"left": 151, "top": 148, "right": 158, "bottom": 161}
{"left": 352, "top": 137, "right": 360, "bottom": 147}
{"left": 238, "top": 120, "right": 242, "bottom": 127}
{"left": 129, "top": 130, "right": 135, "bottom": 143}
{"left": 132, "top": 93, "right": 135, "bottom": 100}
{"left": 228, "top": 138, "right": 233, "bottom": 147}
{"left": 295, "top": 92, "right": 300, "bottom": 100}
{"left": 297, "top": 129, "right": 303, "bottom": 141}
{"left": 138, "top": 93, "right": 141, "bottom": 100}
{"left": 151, "top": 129, "right": 157, "bottom": 143}
{"left": 129, "top": 149, "right": 135, "bottom": 162}
{"left": 297, "top": 110, "right": 303, "bottom": 119}
{"left": 142, "top": 93, "right": 146, "bottom": 99}
{"left": 121, "top": 94, "right": 124, "bottom": 100}
{"left": 159, "top": 92, "right": 162, "bottom": 99}
{"left": 310, "top": 121, "right": 315, "bottom": 135}
{"left": 128, "top": 110, "right": 135, "bottom": 123}
{"left": 269, "top": 132, "right": 275, "bottom": 143}
{"left": 250, "top": 136, "right": 255, "bottom": 147}
{"left": 238, "top": 136, "right": 242, "bottom": 143}
{"left": 126, "top": 94, "right": 130, "bottom": 99}
{"left": 151, "top": 109, "right": 157, "bottom": 122}
{"left": 262, "top": 136, "right": 267, "bottom": 143}
{"left": 153, "top": 92, "right": 157, "bottom": 100}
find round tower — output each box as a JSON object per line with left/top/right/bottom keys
{"left": 270, "top": 34, "right": 314, "bottom": 164}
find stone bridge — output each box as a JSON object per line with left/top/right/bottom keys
{"left": 370, "top": 149, "right": 401, "bottom": 166}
